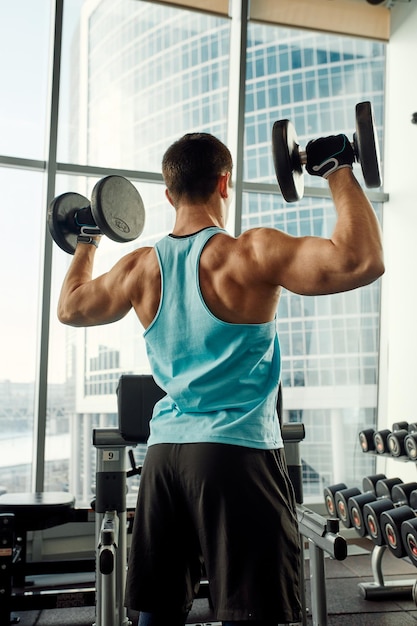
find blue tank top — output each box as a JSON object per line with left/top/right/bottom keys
{"left": 144, "top": 226, "right": 283, "bottom": 449}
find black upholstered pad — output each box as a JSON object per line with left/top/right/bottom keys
{"left": 0, "top": 492, "right": 75, "bottom": 530}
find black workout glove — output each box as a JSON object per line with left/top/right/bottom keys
{"left": 305, "top": 134, "right": 354, "bottom": 179}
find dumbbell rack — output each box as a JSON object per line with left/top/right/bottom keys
{"left": 329, "top": 422, "right": 417, "bottom": 603}
{"left": 363, "top": 425, "right": 417, "bottom": 601}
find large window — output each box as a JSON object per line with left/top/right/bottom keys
{"left": 0, "top": 0, "right": 386, "bottom": 505}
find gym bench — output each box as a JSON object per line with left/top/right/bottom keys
{"left": 0, "top": 492, "right": 95, "bottom": 624}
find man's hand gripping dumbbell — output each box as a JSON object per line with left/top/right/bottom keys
{"left": 306, "top": 134, "right": 355, "bottom": 179}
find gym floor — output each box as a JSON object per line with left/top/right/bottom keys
{"left": 10, "top": 537, "right": 417, "bottom": 626}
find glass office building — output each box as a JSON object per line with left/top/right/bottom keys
{"left": 0, "top": 0, "right": 385, "bottom": 504}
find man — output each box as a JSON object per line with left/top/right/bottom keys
{"left": 58, "top": 132, "right": 384, "bottom": 626}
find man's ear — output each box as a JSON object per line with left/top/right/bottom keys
{"left": 218, "top": 172, "right": 230, "bottom": 199}
{"left": 165, "top": 189, "right": 175, "bottom": 206}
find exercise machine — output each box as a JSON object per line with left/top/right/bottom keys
{"left": 92, "top": 375, "right": 346, "bottom": 626}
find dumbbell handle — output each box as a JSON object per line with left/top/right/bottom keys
{"left": 298, "top": 141, "right": 356, "bottom": 167}
{"left": 73, "top": 205, "right": 101, "bottom": 237}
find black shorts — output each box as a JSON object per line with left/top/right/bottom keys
{"left": 125, "top": 443, "right": 302, "bottom": 623}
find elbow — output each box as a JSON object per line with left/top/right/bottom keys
{"left": 334, "top": 243, "right": 384, "bottom": 290}
{"left": 371, "top": 258, "right": 385, "bottom": 281}
{"left": 57, "top": 301, "right": 80, "bottom": 327}
{"left": 351, "top": 252, "right": 385, "bottom": 287}
{"left": 57, "top": 307, "right": 73, "bottom": 326}
{"left": 363, "top": 249, "right": 385, "bottom": 283}
{"left": 57, "top": 301, "right": 67, "bottom": 325}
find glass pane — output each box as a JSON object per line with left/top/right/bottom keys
{"left": 46, "top": 175, "right": 173, "bottom": 505}
{"left": 0, "top": 2, "right": 50, "bottom": 159}
{"left": 57, "top": 0, "right": 231, "bottom": 169}
{"left": 245, "top": 25, "right": 385, "bottom": 191}
{"left": 0, "top": 168, "right": 44, "bottom": 493}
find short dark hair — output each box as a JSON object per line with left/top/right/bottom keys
{"left": 162, "top": 133, "right": 233, "bottom": 205}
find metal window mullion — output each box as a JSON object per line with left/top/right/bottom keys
{"left": 227, "top": 0, "right": 249, "bottom": 237}
{"left": 32, "top": 0, "right": 64, "bottom": 493}
{"left": 56, "top": 161, "right": 165, "bottom": 185}
{"left": 0, "top": 155, "right": 47, "bottom": 171}
{"left": 242, "top": 181, "right": 389, "bottom": 203}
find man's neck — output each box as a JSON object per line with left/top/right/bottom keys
{"left": 172, "top": 205, "right": 225, "bottom": 236}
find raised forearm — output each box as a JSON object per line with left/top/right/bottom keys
{"left": 328, "top": 168, "right": 384, "bottom": 282}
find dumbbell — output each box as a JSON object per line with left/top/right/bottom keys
{"left": 323, "top": 474, "right": 388, "bottom": 529}
{"left": 347, "top": 474, "right": 388, "bottom": 537}
{"left": 48, "top": 175, "right": 145, "bottom": 254}
{"left": 373, "top": 424, "right": 412, "bottom": 457}
{"left": 359, "top": 422, "right": 417, "bottom": 455}
{"left": 392, "top": 421, "right": 411, "bottom": 431}
{"left": 359, "top": 423, "right": 402, "bottom": 454}
{"left": 370, "top": 423, "right": 417, "bottom": 459}
{"left": 323, "top": 474, "right": 386, "bottom": 519}
{"left": 272, "top": 101, "right": 381, "bottom": 203}
{"left": 323, "top": 482, "right": 348, "bottom": 518}
{"left": 363, "top": 482, "right": 417, "bottom": 549}
{"left": 338, "top": 476, "right": 403, "bottom": 531}
{"left": 337, "top": 476, "right": 403, "bottom": 533}
{"left": 380, "top": 487, "right": 417, "bottom": 559}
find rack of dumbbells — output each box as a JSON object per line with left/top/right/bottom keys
{"left": 324, "top": 421, "right": 417, "bottom": 603}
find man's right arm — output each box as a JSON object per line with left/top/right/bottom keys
{"left": 246, "top": 166, "right": 384, "bottom": 296}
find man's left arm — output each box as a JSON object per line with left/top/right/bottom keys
{"left": 57, "top": 241, "right": 138, "bottom": 327}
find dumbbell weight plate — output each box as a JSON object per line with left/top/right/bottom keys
{"left": 362, "top": 473, "right": 386, "bottom": 493}
{"left": 409, "top": 491, "right": 417, "bottom": 510}
{"left": 405, "top": 433, "right": 417, "bottom": 460}
{"left": 348, "top": 492, "right": 377, "bottom": 537}
{"left": 323, "top": 483, "right": 347, "bottom": 516}
{"left": 272, "top": 120, "right": 304, "bottom": 203}
{"left": 381, "top": 505, "right": 414, "bottom": 558}
{"left": 387, "top": 429, "right": 409, "bottom": 457}
{"left": 354, "top": 101, "right": 382, "bottom": 189}
{"left": 358, "top": 429, "right": 375, "bottom": 453}
{"left": 375, "top": 477, "right": 403, "bottom": 498}
{"left": 363, "top": 498, "right": 395, "bottom": 546}
{"left": 48, "top": 192, "right": 91, "bottom": 255}
{"left": 401, "top": 517, "right": 417, "bottom": 565}
{"left": 373, "top": 429, "right": 391, "bottom": 454}
{"left": 335, "top": 487, "right": 361, "bottom": 528}
{"left": 391, "top": 482, "right": 417, "bottom": 505}
{"left": 392, "top": 421, "right": 409, "bottom": 431}
{"left": 91, "top": 175, "right": 145, "bottom": 243}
